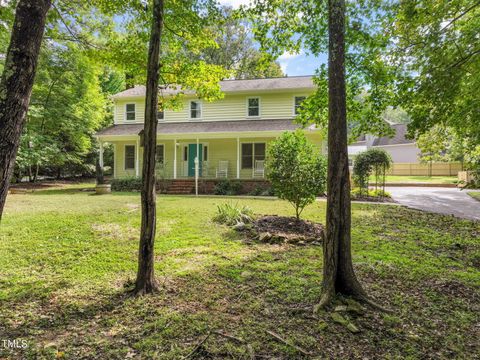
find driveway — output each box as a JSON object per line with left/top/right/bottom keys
{"left": 386, "top": 187, "right": 480, "bottom": 221}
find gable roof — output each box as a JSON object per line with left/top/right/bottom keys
{"left": 112, "top": 76, "right": 315, "bottom": 99}
{"left": 372, "top": 123, "right": 414, "bottom": 146}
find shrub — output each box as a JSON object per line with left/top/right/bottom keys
{"left": 353, "top": 149, "right": 392, "bottom": 195}
{"left": 111, "top": 177, "right": 142, "bottom": 192}
{"left": 267, "top": 130, "right": 327, "bottom": 219}
{"left": 212, "top": 202, "right": 254, "bottom": 225}
{"left": 213, "top": 179, "right": 243, "bottom": 195}
{"left": 351, "top": 188, "right": 391, "bottom": 199}
{"left": 248, "top": 184, "right": 275, "bottom": 196}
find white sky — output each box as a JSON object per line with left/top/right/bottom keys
{"left": 218, "top": 0, "right": 252, "bottom": 9}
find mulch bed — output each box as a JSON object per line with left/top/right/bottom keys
{"left": 236, "top": 215, "right": 325, "bottom": 245}
{"left": 351, "top": 195, "right": 395, "bottom": 203}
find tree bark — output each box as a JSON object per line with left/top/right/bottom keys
{"left": 0, "top": 0, "right": 51, "bottom": 220}
{"left": 318, "top": 0, "right": 367, "bottom": 308}
{"left": 134, "top": 0, "right": 164, "bottom": 295}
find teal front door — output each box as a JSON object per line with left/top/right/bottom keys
{"left": 187, "top": 144, "right": 203, "bottom": 177}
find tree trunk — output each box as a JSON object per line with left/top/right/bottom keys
{"left": 0, "top": 0, "right": 51, "bottom": 220}
{"left": 318, "top": 0, "right": 367, "bottom": 308}
{"left": 134, "top": 0, "right": 164, "bottom": 295}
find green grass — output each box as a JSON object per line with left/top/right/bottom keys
{"left": 468, "top": 191, "right": 480, "bottom": 201}
{"left": 370, "top": 175, "right": 458, "bottom": 184}
{"left": 0, "top": 185, "right": 478, "bottom": 359}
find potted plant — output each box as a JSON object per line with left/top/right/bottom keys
{"left": 95, "top": 158, "right": 111, "bottom": 194}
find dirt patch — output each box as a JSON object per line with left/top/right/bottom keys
{"left": 237, "top": 215, "right": 325, "bottom": 245}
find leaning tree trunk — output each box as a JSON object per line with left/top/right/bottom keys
{"left": 134, "top": 0, "right": 164, "bottom": 295}
{"left": 0, "top": 0, "right": 51, "bottom": 220}
{"left": 318, "top": 0, "right": 368, "bottom": 309}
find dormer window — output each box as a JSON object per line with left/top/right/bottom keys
{"left": 294, "top": 96, "right": 306, "bottom": 115}
{"left": 190, "top": 101, "right": 202, "bottom": 119}
{"left": 247, "top": 97, "right": 260, "bottom": 117}
{"left": 125, "top": 103, "right": 136, "bottom": 121}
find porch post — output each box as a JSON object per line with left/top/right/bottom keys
{"left": 99, "top": 140, "right": 104, "bottom": 168}
{"left": 173, "top": 139, "right": 177, "bottom": 179}
{"left": 236, "top": 137, "right": 240, "bottom": 179}
{"left": 135, "top": 137, "right": 140, "bottom": 177}
{"left": 195, "top": 138, "right": 199, "bottom": 196}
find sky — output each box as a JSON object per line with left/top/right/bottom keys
{"left": 219, "top": 0, "right": 326, "bottom": 77}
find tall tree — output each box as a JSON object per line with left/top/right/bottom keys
{"left": 390, "top": 0, "right": 480, "bottom": 179}
{"left": 246, "top": 0, "right": 394, "bottom": 308}
{"left": 201, "top": 6, "right": 283, "bottom": 79}
{"left": 319, "top": 0, "right": 367, "bottom": 307}
{"left": 135, "top": 0, "right": 164, "bottom": 295}
{"left": 0, "top": 0, "right": 51, "bottom": 220}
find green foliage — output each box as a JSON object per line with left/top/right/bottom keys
{"left": 111, "top": 177, "right": 142, "bottom": 192}
{"left": 200, "top": 6, "right": 283, "bottom": 79}
{"left": 351, "top": 188, "right": 391, "bottom": 199}
{"left": 267, "top": 130, "right": 327, "bottom": 219}
{"left": 212, "top": 202, "right": 254, "bottom": 225}
{"left": 353, "top": 149, "right": 392, "bottom": 195}
{"left": 248, "top": 184, "right": 275, "bottom": 196}
{"left": 213, "top": 179, "right": 243, "bottom": 195}
{"left": 244, "top": 0, "right": 398, "bottom": 139}
{"left": 390, "top": 0, "right": 480, "bottom": 181}
{"left": 416, "top": 125, "right": 465, "bottom": 164}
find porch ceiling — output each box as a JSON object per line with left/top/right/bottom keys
{"left": 96, "top": 119, "right": 319, "bottom": 140}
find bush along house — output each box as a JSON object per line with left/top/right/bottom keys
{"left": 95, "top": 76, "right": 324, "bottom": 194}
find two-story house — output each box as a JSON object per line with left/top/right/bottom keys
{"left": 95, "top": 76, "right": 323, "bottom": 192}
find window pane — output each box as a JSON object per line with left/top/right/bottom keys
{"left": 183, "top": 146, "right": 188, "bottom": 161}
{"left": 126, "top": 104, "right": 135, "bottom": 112}
{"left": 203, "top": 146, "right": 208, "bottom": 161}
{"left": 126, "top": 104, "right": 136, "bottom": 121}
{"left": 190, "top": 101, "right": 201, "bottom": 118}
{"left": 156, "top": 145, "right": 164, "bottom": 164}
{"left": 294, "top": 96, "right": 306, "bottom": 114}
{"left": 254, "top": 143, "right": 266, "bottom": 161}
{"left": 157, "top": 110, "right": 164, "bottom": 120}
{"left": 241, "top": 143, "right": 253, "bottom": 169}
{"left": 248, "top": 98, "right": 259, "bottom": 117}
{"left": 125, "top": 145, "right": 135, "bottom": 169}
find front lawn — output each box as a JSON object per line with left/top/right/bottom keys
{"left": 0, "top": 187, "right": 478, "bottom": 359}
{"left": 372, "top": 175, "right": 458, "bottom": 184}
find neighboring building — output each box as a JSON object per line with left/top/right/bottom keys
{"left": 95, "top": 76, "right": 323, "bottom": 187}
{"left": 348, "top": 123, "right": 421, "bottom": 163}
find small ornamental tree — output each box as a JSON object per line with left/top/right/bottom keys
{"left": 267, "top": 130, "right": 327, "bottom": 219}
{"left": 353, "top": 148, "right": 392, "bottom": 195}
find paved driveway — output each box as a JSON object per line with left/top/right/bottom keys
{"left": 386, "top": 187, "right": 480, "bottom": 221}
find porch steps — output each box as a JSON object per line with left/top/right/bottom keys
{"left": 166, "top": 180, "right": 195, "bottom": 195}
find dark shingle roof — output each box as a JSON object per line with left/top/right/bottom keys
{"left": 372, "top": 123, "right": 414, "bottom": 146}
{"left": 112, "top": 76, "right": 315, "bottom": 98}
{"left": 96, "top": 119, "right": 314, "bottom": 137}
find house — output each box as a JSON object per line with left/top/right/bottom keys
{"left": 348, "top": 123, "right": 421, "bottom": 163}
{"left": 95, "top": 76, "right": 323, "bottom": 192}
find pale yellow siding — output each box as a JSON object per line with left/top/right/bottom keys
{"left": 111, "top": 132, "right": 323, "bottom": 180}
{"left": 114, "top": 91, "right": 313, "bottom": 124}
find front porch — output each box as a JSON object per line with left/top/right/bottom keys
{"left": 102, "top": 136, "right": 276, "bottom": 181}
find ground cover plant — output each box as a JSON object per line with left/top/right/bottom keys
{"left": 0, "top": 185, "right": 478, "bottom": 359}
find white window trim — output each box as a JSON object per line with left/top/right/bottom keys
{"left": 189, "top": 100, "right": 203, "bottom": 120}
{"left": 293, "top": 95, "right": 307, "bottom": 116}
{"left": 124, "top": 144, "right": 136, "bottom": 170}
{"left": 125, "top": 103, "right": 136, "bottom": 122}
{"left": 240, "top": 141, "right": 266, "bottom": 169}
{"left": 246, "top": 97, "right": 261, "bottom": 118}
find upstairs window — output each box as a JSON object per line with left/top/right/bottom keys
{"left": 125, "top": 103, "right": 136, "bottom": 121}
{"left": 157, "top": 110, "right": 164, "bottom": 121}
{"left": 247, "top": 97, "right": 260, "bottom": 117}
{"left": 294, "top": 96, "right": 306, "bottom": 115}
{"left": 125, "top": 145, "right": 135, "bottom": 169}
{"left": 241, "top": 143, "right": 265, "bottom": 169}
{"left": 190, "top": 101, "right": 202, "bottom": 119}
